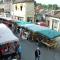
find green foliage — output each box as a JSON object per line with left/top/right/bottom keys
{"left": 0, "top": 0, "right": 3, "bottom": 4}
{"left": 52, "top": 4, "right": 58, "bottom": 10}
{"left": 36, "top": 3, "right": 60, "bottom": 10}
{"left": 48, "top": 4, "right": 53, "bottom": 10}
{"left": 42, "top": 4, "right": 48, "bottom": 10}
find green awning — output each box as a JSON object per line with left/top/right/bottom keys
{"left": 15, "top": 20, "right": 32, "bottom": 26}
{"left": 15, "top": 21, "right": 60, "bottom": 39}
{"left": 23, "top": 24, "right": 60, "bottom": 39}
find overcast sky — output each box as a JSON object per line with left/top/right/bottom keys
{"left": 35, "top": 0, "right": 60, "bottom": 6}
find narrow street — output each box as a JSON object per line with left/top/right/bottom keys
{"left": 20, "top": 38, "right": 60, "bottom": 60}
{"left": 0, "top": 0, "right": 60, "bottom": 60}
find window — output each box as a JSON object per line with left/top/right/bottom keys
{"left": 20, "top": 6, "right": 22, "bottom": 11}
{"left": 15, "top": 5, "right": 17, "bottom": 10}
{"left": 54, "top": 20, "right": 58, "bottom": 23}
{"left": 27, "top": 17, "right": 32, "bottom": 22}
{"left": 52, "top": 20, "right": 58, "bottom": 30}
{"left": 48, "top": 20, "right": 49, "bottom": 26}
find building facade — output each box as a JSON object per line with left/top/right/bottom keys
{"left": 0, "top": 0, "right": 12, "bottom": 17}
{"left": 11, "top": 0, "right": 35, "bottom": 22}
{"left": 45, "top": 10, "right": 60, "bottom": 32}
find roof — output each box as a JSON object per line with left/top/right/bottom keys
{"left": 35, "top": 5, "right": 44, "bottom": 14}
{"left": 0, "top": 17, "right": 11, "bottom": 20}
{"left": 13, "top": 0, "right": 34, "bottom": 3}
{"left": 0, "top": 23, "right": 19, "bottom": 45}
{"left": 54, "top": 12, "right": 60, "bottom": 18}
{"left": 46, "top": 10, "right": 60, "bottom": 18}
{"left": 0, "top": 17, "right": 16, "bottom": 22}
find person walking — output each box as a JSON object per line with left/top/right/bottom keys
{"left": 17, "top": 45, "right": 22, "bottom": 60}
{"left": 35, "top": 47, "right": 41, "bottom": 60}
{"left": 19, "top": 28, "right": 23, "bottom": 39}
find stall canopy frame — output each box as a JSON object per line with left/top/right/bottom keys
{"left": 15, "top": 20, "right": 32, "bottom": 26}
{"left": 15, "top": 21, "right": 60, "bottom": 40}
{"left": 23, "top": 24, "right": 60, "bottom": 40}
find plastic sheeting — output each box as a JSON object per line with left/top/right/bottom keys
{"left": 0, "top": 23, "right": 19, "bottom": 45}
{"left": 15, "top": 21, "right": 60, "bottom": 39}
{"left": 23, "top": 24, "right": 50, "bottom": 32}
{"left": 15, "top": 20, "right": 32, "bottom": 26}
{"left": 40, "top": 30, "right": 60, "bottom": 39}
{"left": 23, "top": 24, "right": 60, "bottom": 39}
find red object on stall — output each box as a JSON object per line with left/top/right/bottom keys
{"left": 0, "top": 48, "right": 5, "bottom": 54}
{"left": 37, "top": 22, "right": 47, "bottom": 27}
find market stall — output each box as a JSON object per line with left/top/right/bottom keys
{"left": 22, "top": 24, "right": 60, "bottom": 48}
{"left": 13, "top": 20, "right": 32, "bottom": 35}
{"left": 13, "top": 20, "right": 60, "bottom": 48}
{"left": 0, "top": 23, "right": 19, "bottom": 56}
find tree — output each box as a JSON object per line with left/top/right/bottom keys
{"left": 48, "top": 4, "right": 52, "bottom": 10}
{"left": 53, "top": 4, "right": 58, "bottom": 10}
{"left": 42, "top": 4, "right": 48, "bottom": 10}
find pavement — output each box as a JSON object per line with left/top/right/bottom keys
{"left": 20, "top": 38, "right": 60, "bottom": 60}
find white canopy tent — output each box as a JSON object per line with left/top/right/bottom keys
{"left": 0, "top": 23, "right": 19, "bottom": 45}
